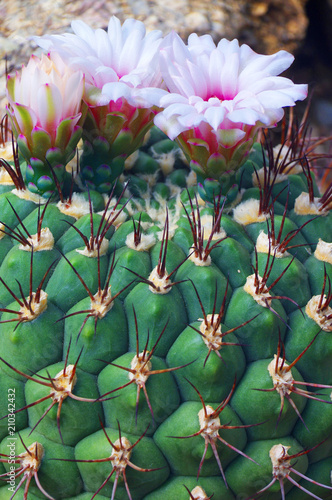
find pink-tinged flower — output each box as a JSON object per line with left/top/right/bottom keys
{"left": 36, "top": 17, "right": 165, "bottom": 161}
{"left": 154, "top": 31, "right": 308, "bottom": 181}
{"left": 6, "top": 52, "right": 85, "bottom": 196}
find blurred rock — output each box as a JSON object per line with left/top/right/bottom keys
{"left": 0, "top": 0, "right": 310, "bottom": 116}
{"left": 0, "top": 0, "right": 309, "bottom": 52}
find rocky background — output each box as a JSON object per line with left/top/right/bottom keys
{"left": 1, "top": 0, "right": 331, "bottom": 156}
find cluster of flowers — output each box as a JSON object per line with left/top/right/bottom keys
{"left": 6, "top": 16, "right": 308, "bottom": 183}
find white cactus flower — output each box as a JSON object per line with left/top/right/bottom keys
{"left": 154, "top": 31, "right": 308, "bottom": 178}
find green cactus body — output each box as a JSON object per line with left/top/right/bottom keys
{"left": 0, "top": 245, "right": 57, "bottom": 307}
{"left": 74, "top": 427, "right": 169, "bottom": 498}
{"left": 24, "top": 362, "right": 103, "bottom": 446}
{"left": 254, "top": 252, "right": 311, "bottom": 313}
{"left": 304, "top": 240, "right": 332, "bottom": 295}
{"left": 166, "top": 321, "right": 246, "bottom": 403}
{"left": 285, "top": 306, "right": 332, "bottom": 384}
{"left": 98, "top": 352, "right": 181, "bottom": 436}
{"left": 1, "top": 125, "right": 332, "bottom": 500}
{"left": 0, "top": 190, "right": 39, "bottom": 229}
{"left": 125, "top": 282, "right": 188, "bottom": 357}
{"left": 153, "top": 401, "right": 248, "bottom": 477}
{"left": 0, "top": 428, "right": 83, "bottom": 498}
{"left": 286, "top": 457, "right": 332, "bottom": 500}
{"left": 292, "top": 389, "right": 332, "bottom": 463}
{"left": 63, "top": 294, "right": 128, "bottom": 374}
{"left": 225, "top": 437, "right": 308, "bottom": 498}
{"left": 0, "top": 299, "right": 64, "bottom": 380}
{"left": 45, "top": 249, "right": 109, "bottom": 312}
{"left": 224, "top": 286, "right": 287, "bottom": 362}
{"left": 230, "top": 358, "right": 307, "bottom": 440}
{"left": 0, "top": 234, "right": 13, "bottom": 265}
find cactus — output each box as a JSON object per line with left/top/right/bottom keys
{"left": 0, "top": 16, "right": 332, "bottom": 500}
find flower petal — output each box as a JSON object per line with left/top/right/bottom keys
{"left": 215, "top": 128, "right": 246, "bottom": 148}
{"left": 204, "top": 106, "right": 227, "bottom": 130}
{"left": 37, "top": 83, "right": 62, "bottom": 135}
